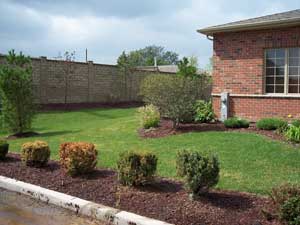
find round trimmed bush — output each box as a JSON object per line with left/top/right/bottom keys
{"left": 21, "top": 141, "right": 50, "bottom": 167}
{"left": 0, "top": 139, "right": 9, "bottom": 160}
{"left": 256, "top": 118, "right": 287, "bottom": 130}
{"left": 176, "top": 150, "right": 219, "bottom": 197}
{"left": 224, "top": 117, "right": 249, "bottom": 128}
{"left": 59, "top": 142, "right": 98, "bottom": 176}
{"left": 117, "top": 151, "right": 157, "bottom": 186}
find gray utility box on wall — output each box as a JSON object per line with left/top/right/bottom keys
{"left": 220, "top": 92, "right": 229, "bottom": 121}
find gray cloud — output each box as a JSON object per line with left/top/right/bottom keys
{"left": 11, "top": 0, "right": 186, "bottom": 18}
{"left": 0, "top": 0, "right": 299, "bottom": 67}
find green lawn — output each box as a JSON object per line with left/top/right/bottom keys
{"left": 1, "top": 108, "right": 300, "bottom": 195}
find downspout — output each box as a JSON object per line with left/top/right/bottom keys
{"left": 206, "top": 35, "right": 214, "bottom": 41}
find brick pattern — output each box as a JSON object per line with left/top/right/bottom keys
{"left": 213, "top": 96, "right": 300, "bottom": 121}
{"left": 0, "top": 56, "right": 211, "bottom": 105}
{"left": 213, "top": 26, "right": 300, "bottom": 120}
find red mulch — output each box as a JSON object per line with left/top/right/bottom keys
{"left": 6, "top": 131, "right": 40, "bottom": 140}
{"left": 39, "top": 102, "right": 143, "bottom": 111}
{"left": 139, "top": 119, "right": 285, "bottom": 142}
{"left": 0, "top": 153, "right": 280, "bottom": 225}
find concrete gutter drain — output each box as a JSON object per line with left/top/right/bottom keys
{"left": 0, "top": 176, "right": 173, "bottom": 225}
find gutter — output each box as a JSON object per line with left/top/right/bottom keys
{"left": 0, "top": 176, "right": 173, "bottom": 225}
{"left": 197, "top": 17, "right": 300, "bottom": 35}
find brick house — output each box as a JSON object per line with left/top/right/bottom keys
{"left": 198, "top": 9, "right": 300, "bottom": 121}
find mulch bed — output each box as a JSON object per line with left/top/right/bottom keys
{"left": 39, "top": 102, "right": 143, "bottom": 111}
{"left": 6, "top": 131, "right": 40, "bottom": 140}
{"left": 0, "top": 153, "right": 280, "bottom": 225}
{"left": 139, "top": 119, "right": 285, "bottom": 142}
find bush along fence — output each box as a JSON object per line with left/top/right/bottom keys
{"left": 0, "top": 55, "right": 211, "bottom": 106}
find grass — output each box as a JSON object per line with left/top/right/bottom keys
{"left": 1, "top": 108, "right": 300, "bottom": 195}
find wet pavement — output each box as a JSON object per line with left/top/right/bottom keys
{"left": 0, "top": 188, "right": 108, "bottom": 225}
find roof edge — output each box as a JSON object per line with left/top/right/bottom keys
{"left": 197, "top": 17, "right": 300, "bottom": 35}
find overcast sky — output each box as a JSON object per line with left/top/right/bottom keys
{"left": 0, "top": 0, "right": 299, "bottom": 67}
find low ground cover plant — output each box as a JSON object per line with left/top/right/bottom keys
{"left": 59, "top": 142, "right": 98, "bottom": 176}
{"left": 117, "top": 151, "right": 157, "bottom": 186}
{"left": 285, "top": 125, "right": 300, "bottom": 143}
{"left": 256, "top": 118, "right": 287, "bottom": 130}
{"left": 270, "top": 184, "right": 300, "bottom": 225}
{"left": 281, "top": 197, "right": 300, "bottom": 225}
{"left": 291, "top": 119, "right": 300, "bottom": 128}
{"left": 21, "top": 141, "right": 50, "bottom": 167}
{"left": 176, "top": 149, "right": 219, "bottom": 198}
{"left": 0, "top": 139, "right": 9, "bottom": 160}
{"left": 224, "top": 117, "right": 249, "bottom": 128}
{"left": 137, "top": 104, "right": 160, "bottom": 129}
{"left": 194, "top": 100, "right": 215, "bottom": 123}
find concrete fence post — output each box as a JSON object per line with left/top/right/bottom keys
{"left": 87, "top": 61, "right": 94, "bottom": 103}
{"left": 39, "top": 56, "right": 48, "bottom": 104}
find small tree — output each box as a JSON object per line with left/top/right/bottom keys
{"left": 117, "top": 45, "right": 179, "bottom": 67}
{"left": 0, "top": 50, "right": 35, "bottom": 134}
{"left": 140, "top": 75, "right": 200, "bottom": 128}
{"left": 55, "top": 51, "right": 75, "bottom": 107}
{"left": 177, "top": 57, "right": 199, "bottom": 79}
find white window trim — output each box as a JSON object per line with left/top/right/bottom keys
{"left": 265, "top": 47, "right": 300, "bottom": 96}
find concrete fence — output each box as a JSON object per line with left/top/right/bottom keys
{"left": 0, "top": 56, "right": 212, "bottom": 105}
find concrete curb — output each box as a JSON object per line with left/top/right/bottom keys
{"left": 0, "top": 176, "right": 173, "bottom": 225}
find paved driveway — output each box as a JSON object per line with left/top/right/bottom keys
{"left": 0, "top": 188, "right": 109, "bottom": 225}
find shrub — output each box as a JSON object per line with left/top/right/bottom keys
{"left": 21, "top": 141, "right": 50, "bottom": 167}
{"left": 256, "top": 118, "right": 287, "bottom": 130}
{"left": 224, "top": 117, "right": 249, "bottom": 128}
{"left": 270, "top": 184, "right": 300, "bottom": 225}
{"left": 277, "top": 122, "right": 289, "bottom": 134}
{"left": 137, "top": 104, "right": 160, "bottom": 129}
{"left": 285, "top": 125, "right": 300, "bottom": 143}
{"left": 176, "top": 150, "right": 219, "bottom": 197}
{"left": 59, "top": 142, "right": 98, "bottom": 176}
{"left": 281, "top": 197, "right": 300, "bottom": 225}
{"left": 292, "top": 120, "right": 300, "bottom": 128}
{"left": 0, "top": 50, "right": 35, "bottom": 134}
{"left": 140, "top": 74, "right": 209, "bottom": 128}
{"left": 194, "top": 100, "right": 215, "bottom": 123}
{"left": 0, "top": 139, "right": 9, "bottom": 160}
{"left": 117, "top": 151, "right": 157, "bottom": 186}
{"left": 270, "top": 184, "right": 300, "bottom": 207}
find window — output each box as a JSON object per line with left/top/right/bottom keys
{"left": 265, "top": 48, "right": 300, "bottom": 94}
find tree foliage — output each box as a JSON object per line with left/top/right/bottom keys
{"left": 0, "top": 50, "right": 35, "bottom": 134}
{"left": 177, "top": 57, "right": 199, "bottom": 79}
{"left": 140, "top": 75, "right": 201, "bottom": 128}
{"left": 117, "top": 45, "right": 179, "bottom": 68}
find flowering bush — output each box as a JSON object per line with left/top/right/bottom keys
{"left": 194, "top": 100, "right": 215, "bottom": 123}
{"left": 138, "top": 104, "right": 160, "bottom": 129}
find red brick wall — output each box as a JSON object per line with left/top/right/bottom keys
{"left": 212, "top": 26, "right": 300, "bottom": 120}
{"left": 213, "top": 96, "right": 300, "bottom": 121}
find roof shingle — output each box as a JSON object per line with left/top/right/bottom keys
{"left": 198, "top": 9, "right": 300, "bottom": 35}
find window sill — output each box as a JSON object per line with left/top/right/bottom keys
{"left": 212, "top": 93, "right": 300, "bottom": 98}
